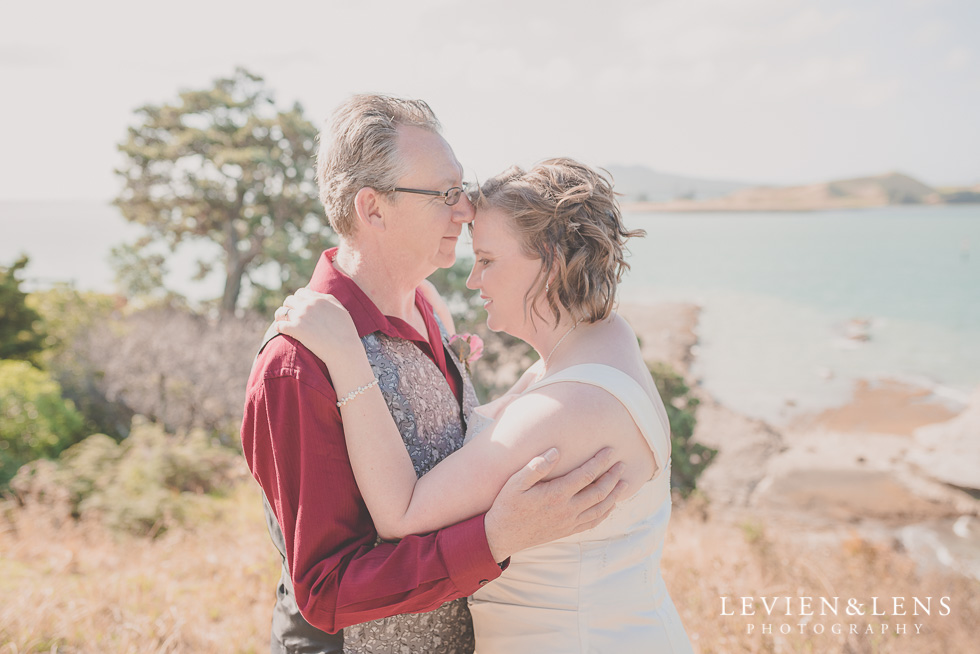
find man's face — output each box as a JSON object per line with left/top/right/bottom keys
{"left": 382, "top": 126, "right": 475, "bottom": 276}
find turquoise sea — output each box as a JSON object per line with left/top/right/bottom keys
{"left": 3, "top": 201, "right": 979, "bottom": 424}
{"left": 619, "top": 205, "right": 980, "bottom": 423}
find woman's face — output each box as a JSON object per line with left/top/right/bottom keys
{"left": 465, "top": 207, "right": 543, "bottom": 336}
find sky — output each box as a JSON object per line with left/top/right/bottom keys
{"left": 1, "top": 0, "right": 978, "bottom": 201}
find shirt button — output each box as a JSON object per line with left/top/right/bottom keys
{"left": 478, "top": 579, "right": 489, "bottom": 586}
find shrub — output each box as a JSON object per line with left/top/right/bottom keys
{"left": 27, "top": 285, "right": 133, "bottom": 439}
{"left": 93, "top": 308, "right": 267, "bottom": 445}
{"left": 0, "top": 255, "right": 45, "bottom": 363}
{"left": 648, "top": 361, "right": 716, "bottom": 497}
{"left": 28, "top": 294, "right": 267, "bottom": 447}
{"left": 0, "top": 360, "right": 86, "bottom": 486}
{"left": 9, "top": 417, "right": 247, "bottom": 536}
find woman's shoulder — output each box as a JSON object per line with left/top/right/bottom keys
{"left": 607, "top": 311, "right": 642, "bottom": 340}
{"left": 491, "top": 368, "right": 656, "bottom": 481}
{"left": 498, "top": 373, "right": 632, "bottom": 437}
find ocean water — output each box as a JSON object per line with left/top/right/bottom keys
{"left": 618, "top": 205, "right": 980, "bottom": 423}
{"left": 3, "top": 201, "right": 979, "bottom": 423}
{"left": 0, "top": 200, "right": 225, "bottom": 300}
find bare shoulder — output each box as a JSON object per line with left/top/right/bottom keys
{"left": 608, "top": 311, "right": 641, "bottom": 340}
{"left": 489, "top": 379, "right": 649, "bottom": 480}
{"left": 491, "top": 381, "right": 622, "bottom": 440}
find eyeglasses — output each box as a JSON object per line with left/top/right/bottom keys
{"left": 392, "top": 182, "right": 474, "bottom": 206}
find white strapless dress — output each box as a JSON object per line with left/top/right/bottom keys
{"left": 465, "top": 364, "right": 693, "bottom": 654}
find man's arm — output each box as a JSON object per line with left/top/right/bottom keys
{"left": 241, "top": 346, "right": 502, "bottom": 633}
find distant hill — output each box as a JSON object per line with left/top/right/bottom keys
{"left": 936, "top": 182, "right": 980, "bottom": 204}
{"left": 604, "top": 164, "right": 755, "bottom": 202}
{"left": 719, "top": 172, "right": 936, "bottom": 210}
{"left": 621, "top": 171, "right": 979, "bottom": 212}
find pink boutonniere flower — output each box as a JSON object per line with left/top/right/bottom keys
{"left": 448, "top": 333, "right": 484, "bottom": 370}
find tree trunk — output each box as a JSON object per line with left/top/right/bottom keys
{"left": 221, "top": 213, "right": 244, "bottom": 317}
{"left": 221, "top": 263, "right": 244, "bottom": 317}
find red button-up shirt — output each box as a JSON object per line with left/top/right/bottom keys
{"left": 241, "top": 248, "right": 501, "bottom": 633}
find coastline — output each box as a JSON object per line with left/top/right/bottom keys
{"left": 619, "top": 300, "right": 980, "bottom": 581}
{"left": 618, "top": 200, "right": 980, "bottom": 213}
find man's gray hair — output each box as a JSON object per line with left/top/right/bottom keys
{"left": 316, "top": 94, "right": 442, "bottom": 238}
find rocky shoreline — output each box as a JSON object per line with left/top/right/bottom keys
{"left": 618, "top": 301, "right": 980, "bottom": 581}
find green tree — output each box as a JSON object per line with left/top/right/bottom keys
{"left": 0, "top": 360, "right": 86, "bottom": 486}
{"left": 114, "top": 67, "right": 333, "bottom": 315}
{"left": 0, "top": 255, "right": 45, "bottom": 362}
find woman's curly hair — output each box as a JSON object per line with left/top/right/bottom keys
{"left": 475, "top": 157, "right": 645, "bottom": 326}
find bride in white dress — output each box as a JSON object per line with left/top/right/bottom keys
{"left": 276, "top": 158, "right": 693, "bottom": 653}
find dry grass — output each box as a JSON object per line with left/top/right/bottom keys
{"left": 0, "top": 483, "right": 279, "bottom": 653}
{"left": 1, "top": 486, "right": 977, "bottom": 653}
{"left": 662, "top": 501, "right": 980, "bottom": 653}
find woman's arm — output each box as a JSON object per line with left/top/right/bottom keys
{"left": 277, "top": 290, "right": 636, "bottom": 541}
{"left": 345, "top": 378, "right": 637, "bottom": 540}
{"left": 275, "top": 289, "right": 421, "bottom": 540}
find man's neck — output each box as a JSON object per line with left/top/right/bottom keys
{"left": 334, "top": 242, "right": 424, "bottom": 325}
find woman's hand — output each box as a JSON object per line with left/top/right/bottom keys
{"left": 274, "top": 288, "right": 360, "bottom": 368}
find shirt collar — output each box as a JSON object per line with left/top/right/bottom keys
{"left": 308, "top": 248, "right": 445, "bottom": 349}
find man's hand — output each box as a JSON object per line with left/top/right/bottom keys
{"left": 484, "top": 447, "right": 628, "bottom": 562}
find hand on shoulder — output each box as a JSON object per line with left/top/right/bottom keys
{"left": 274, "top": 288, "right": 360, "bottom": 367}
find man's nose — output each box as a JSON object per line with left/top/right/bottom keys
{"left": 452, "top": 194, "right": 476, "bottom": 224}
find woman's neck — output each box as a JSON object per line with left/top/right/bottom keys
{"left": 526, "top": 314, "right": 586, "bottom": 373}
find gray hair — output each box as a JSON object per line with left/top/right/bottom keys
{"left": 316, "top": 94, "right": 441, "bottom": 238}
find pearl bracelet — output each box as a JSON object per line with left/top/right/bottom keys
{"left": 336, "top": 378, "right": 379, "bottom": 408}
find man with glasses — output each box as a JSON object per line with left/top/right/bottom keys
{"left": 241, "top": 94, "right": 625, "bottom": 654}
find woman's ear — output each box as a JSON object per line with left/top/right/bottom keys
{"left": 353, "top": 187, "right": 387, "bottom": 232}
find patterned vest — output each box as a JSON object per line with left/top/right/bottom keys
{"left": 257, "top": 316, "right": 479, "bottom": 654}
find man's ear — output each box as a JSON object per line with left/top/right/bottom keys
{"left": 353, "top": 187, "right": 387, "bottom": 232}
